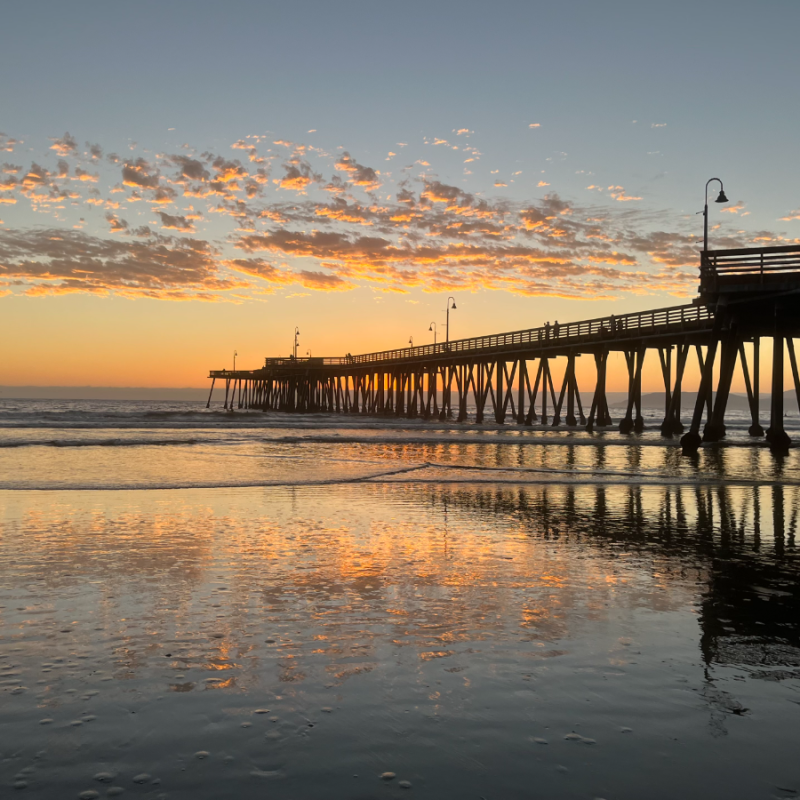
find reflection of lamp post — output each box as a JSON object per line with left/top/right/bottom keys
{"left": 703, "top": 178, "right": 729, "bottom": 252}
{"left": 293, "top": 327, "right": 300, "bottom": 359}
{"left": 429, "top": 321, "right": 437, "bottom": 345}
{"left": 233, "top": 350, "right": 237, "bottom": 372}
{"left": 408, "top": 336, "right": 414, "bottom": 348}
{"left": 445, "top": 296, "right": 457, "bottom": 344}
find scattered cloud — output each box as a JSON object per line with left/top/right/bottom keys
{"left": 720, "top": 200, "right": 746, "bottom": 214}
{"left": 122, "top": 158, "right": 160, "bottom": 189}
{"left": 607, "top": 185, "right": 642, "bottom": 202}
{"left": 157, "top": 211, "right": 195, "bottom": 232}
{"left": 0, "top": 129, "right": 779, "bottom": 304}
{"left": 49, "top": 132, "right": 78, "bottom": 157}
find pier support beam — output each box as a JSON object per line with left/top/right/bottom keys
{"left": 682, "top": 340, "right": 720, "bottom": 454}
{"left": 766, "top": 333, "right": 791, "bottom": 453}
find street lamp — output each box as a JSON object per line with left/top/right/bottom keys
{"left": 703, "top": 178, "right": 729, "bottom": 252}
{"left": 306, "top": 349, "right": 312, "bottom": 359}
{"left": 293, "top": 327, "right": 300, "bottom": 359}
{"left": 408, "top": 335, "right": 414, "bottom": 348}
{"left": 429, "top": 321, "right": 437, "bottom": 345}
{"left": 445, "top": 296, "right": 457, "bottom": 344}
{"left": 233, "top": 350, "right": 237, "bottom": 372}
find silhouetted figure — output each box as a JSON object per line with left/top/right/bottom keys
{"left": 610, "top": 314, "right": 616, "bottom": 334}
{"left": 545, "top": 321, "right": 551, "bottom": 341}
{"left": 554, "top": 320, "right": 560, "bottom": 338}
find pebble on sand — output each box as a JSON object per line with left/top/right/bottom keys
{"left": 106, "top": 788, "right": 125, "bottom": 797}
{"left": 79, "top": 791, "right": 100, "bottom": 799}
{"left": 195, "top": 751, "right": 210, "bottom": 759}
{"left": 132, "top": 774, "right": 151, "bottom": 784}
{"left": 399, "top": 780, "right": 412, "bottom": 788}
{"left": 380, "top": 772, "right": 396, "bottom": 781}
{"left": 93, "top": 772, "right": 116, "bottom": 783}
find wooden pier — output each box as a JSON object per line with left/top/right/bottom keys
{"left": 208, "top": 244, "right": 800, "bottom": 453}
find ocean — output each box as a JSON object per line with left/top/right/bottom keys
{"left": 1, "top": 399, "right": 799, "bottom": 798}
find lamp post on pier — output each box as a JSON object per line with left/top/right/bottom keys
{"left": 429, "top": 321, "right": 437, "bottom": 345}
{"left": 233, "top": 350, "right": 237, "bottom": 372}
{"left": 293, "top": 327, "right": 300, "bottom": 360}
{"left": 408, "top": 336, "right": 414, "bottom": 348}
{"left": 703, "top": 178, "right": 729, "bottom": 252}
{"left": 445, "top": 297, "right": 456, "bottom": 344}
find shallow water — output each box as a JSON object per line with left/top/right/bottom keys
{"left": 1, "top": 402, "right": 799, "bottom": 798}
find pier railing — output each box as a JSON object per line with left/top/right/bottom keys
{"left": 208, "top": 303, "right": 714, "bottom": 375}
{"left": 701, "top": 244, "right": 800, "bottom": 293}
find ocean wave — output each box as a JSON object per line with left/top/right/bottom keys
{"left": 0, "top": 463, "right": 428, "bottom": 491}
{"left": 0, "top": 436, "right": 200, "bottom": 449}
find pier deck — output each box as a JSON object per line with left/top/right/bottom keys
{"left": 208, "top": 244, "right": 800, "bottom": 453}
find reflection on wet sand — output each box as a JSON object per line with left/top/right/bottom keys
{"left": 1, "top": 482, "right": 799, "bottom": 798}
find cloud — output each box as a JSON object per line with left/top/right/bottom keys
{"left": 157, "top": 211, "right": 195, "bottom": 232}
{"left": 0, "top": 228, "right": 245, "bottom": 299}
{"left": 6, "top": 130, "right": 775, "bottom": 303}
{"left": 720, "top": 200, "right": 745, "bottom": 214}
{"left": 0, "top": 133, "right": 21, "bottom": 153}
{"left": 275, "top": 162, "right": 317, "bottom": 193}
{"left": 780, "top": 209, "right": 800, "bottom": 221}
{"left": 651, "top": 123, "right": 667, "bottom": 128}
{"left": 225, "top": 258, "right": 351, "bottom": 291}
{"left": 122, "top": 158, "right": 160, "bottom": 189}
{"left": 335, "top": 152, "right": 382, "bottom": 192}
{"left": 528, "top": 123, "right": 541, "bottom": 128}
{"left": 49, "top": 132, "right": 78, "bottom": 157}
{"left": 168, "top": 155, "right": 210, "bottom": 183}
{"left": 607, "top": 185, "right": 642, "bottom": 202}
{"left": 106, "top": 213, "right": 129, "bottom": 233}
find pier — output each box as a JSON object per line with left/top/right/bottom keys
{"left": 208, "top": 244, "right": 800, "bottom": 453}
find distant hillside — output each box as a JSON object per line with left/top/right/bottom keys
{"left": 610, "top": 391, "right": 800, "bottom": 414}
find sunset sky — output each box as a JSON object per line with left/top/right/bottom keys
{"left": 1, "top": 0, "right": 798, "bottom": 390}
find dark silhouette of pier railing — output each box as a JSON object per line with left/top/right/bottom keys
{"left": 250, "top": 304, "right": 716, "bottom": 368}
{"left": 700, "top": 244, "right": 800, "bottom": 297}
{"left": 208, "top": 244, "right": 800, "bottom": 454}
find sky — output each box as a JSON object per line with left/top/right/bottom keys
{"left": 1, "top": 0, "right": 799, "bottom": 391}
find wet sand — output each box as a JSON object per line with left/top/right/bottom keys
{"left": 2, "top": 482, "right": 799, "bottom": 798}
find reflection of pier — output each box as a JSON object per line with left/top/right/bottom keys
{"left": 208, "top": 245, "right": 800, "bottom": 453}
{"left": 424, "top": 481, "right": 800, "bottom": 672}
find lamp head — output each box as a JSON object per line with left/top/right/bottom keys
{"left": 451, "top": 301, "right": 457, "bottom": 310}
{"left": 428, "top": 324, "right": 433, "bottom": 331}
{"left": 715, "top": 189, "right": 728, "bottom": 203}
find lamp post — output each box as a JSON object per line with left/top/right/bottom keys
{"left": 703, "top": 178, "right": 729, "bottom": 252}
{"left": 306, "top": 349, "right": 311, "bottom": 359}
{"left": 445, "top": 296, "right": 456, "bottom": 344}
{"left": 408, "top": 336, "right": 414, "bottom": 348}
{"left": 429, "top": 321, "right": 437, "bottom": 345}
{"left": 233, "top": 350, "right": 237, "bottom": 372}
{"left": 293, "top": 327, "right": 300, "bottom": 359}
